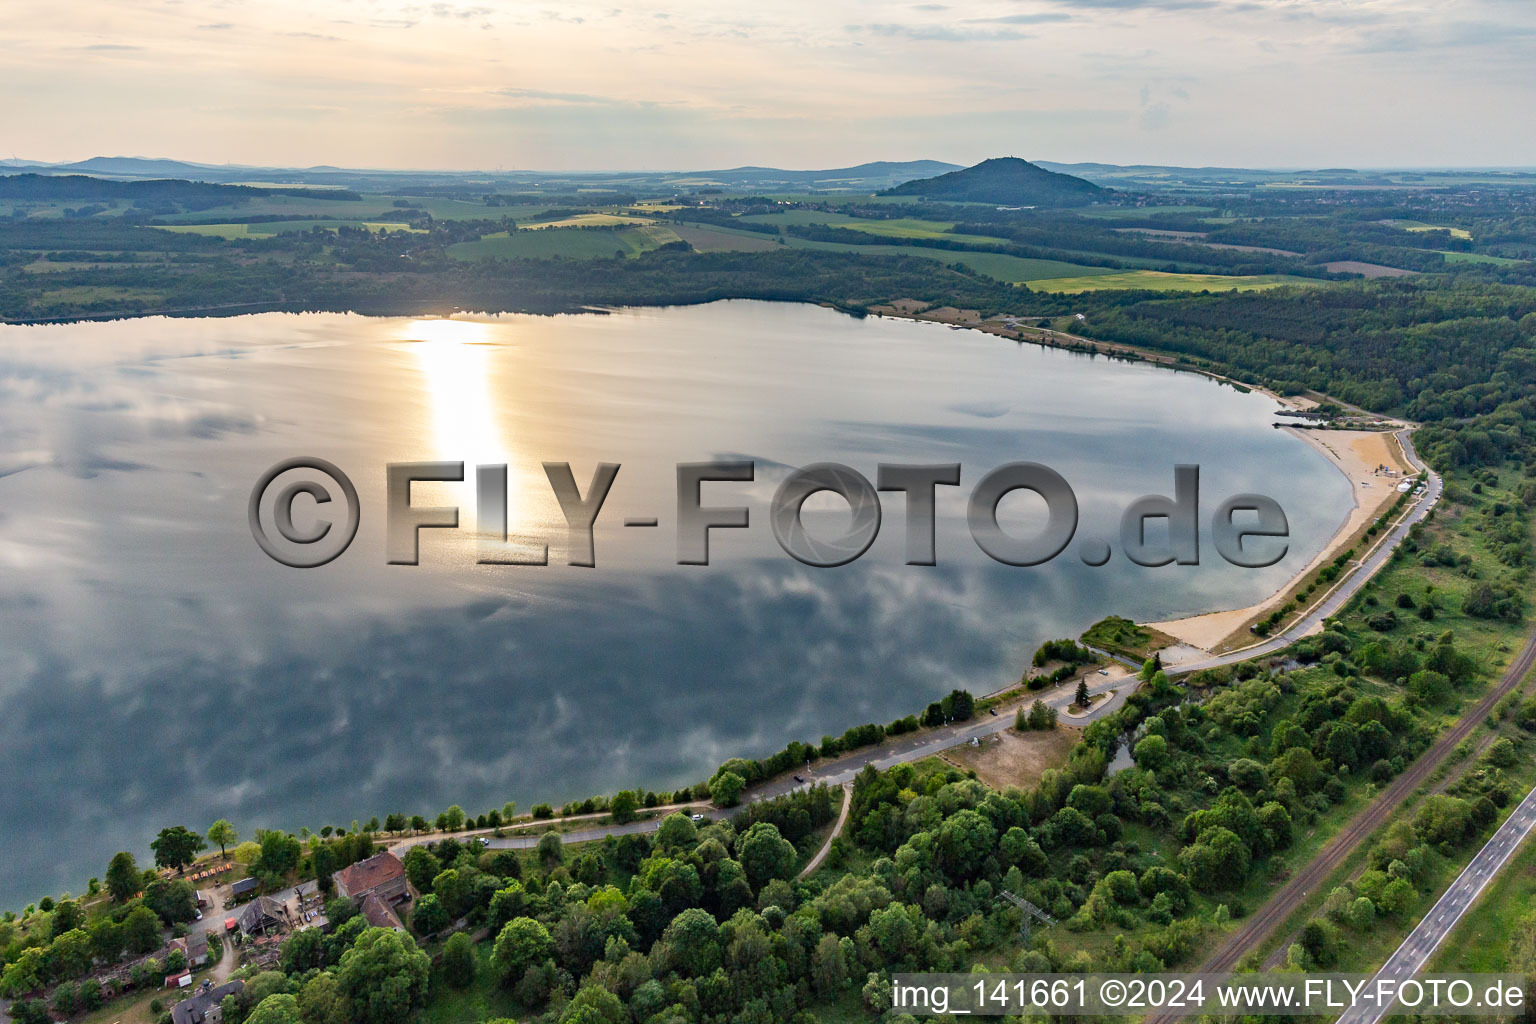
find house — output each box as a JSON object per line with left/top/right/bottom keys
{"left": 236, "top": 895, "right": 287, "bottom": 936}
{"left": 359, "top": 892, "right": 404, "bottom": 932}
{"left": 230, "top": 877, "right": 258, "bottom": 899}
{"left": 171, "top": 980, "right": 244, "bottom": 1024}
{"left": 171, "top": 932, "right": 210, "bottom": 966}
{"left": 333, "top": 851, "right": 408, "bottom": 903}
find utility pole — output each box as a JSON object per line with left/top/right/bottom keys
{"left": 998, "top": 889, "right": 1057, "bottom": 944}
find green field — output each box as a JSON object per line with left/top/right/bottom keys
{"left": 1440, "top": 250, "right": 1526, "bottom": 266}
{"left": 1380, "top": 219, "right": 1473, "bottom": 239}
{"left": 1025, "top": 270, "right": 1316, "bottom": 293}
{"left": 154, "top": 220, "right": 421, "bottom": 238}
{"left": 523, "top": 212, "right": 651, "bottom": 229}
{"left": 780, "top": 235, "right": 1114, "bottom": 283}
{"left": 447, "top": 224, "right": 680, "bottom": 260}
{"left": 1075, "top": 205, "right": 1217, "bottom": 219}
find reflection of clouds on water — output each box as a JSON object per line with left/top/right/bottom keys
{"left": 0, "top": 302, "right": 1353, "bottom": 905}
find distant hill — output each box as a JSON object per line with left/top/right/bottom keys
{"left": 696, "top": 160, "right": 961, "bottom": 189}
{"left": 880, "top": 157, "right": 1103, "bottom": 206}
{"left": 0, "top": 173, "right": 358, "bottom": 202}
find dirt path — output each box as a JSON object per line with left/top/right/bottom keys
{"left": 799, "top": 784, "right": 853, "bottom": 879}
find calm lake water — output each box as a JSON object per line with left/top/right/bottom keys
{"left": 0, "top": 300, "right": 1351, "bottom": 906}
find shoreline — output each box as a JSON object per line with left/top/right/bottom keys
{"left": 870, "top": 302, "right": 1416, "bottom": 658}
{"left": 1147, "top": 425, "right": 1415, "bottom": 655}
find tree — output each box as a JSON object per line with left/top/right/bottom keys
{"left": 558, "top": 986, "right": 626, "bottom": 1024}
{"left": 1075, "top": 680, "right": 1090, "bottom": 707}
{"left": 282, "top": 928, "right": 328, "bottom": 974}
{"left": 122, "top": 904, "right": 162, "bottom": 953}
{"left": 402, "top": 846, "right": 440, "bottom": 894}
{"left": 658, "top": 907, "right": 720, "bottom": 977}
{"left": 738, "top": 823, "right": 797, "bottom": 890}
{"left": 335, "top": 928, "right": 430, "bottom": 1024}
{"left": 105, "top": 851, "right": 142, "bottom": 903}
{"left": 442, "top": 805, "right": 466, "bottom": 831}
{"left": 256, "top": 830, "right": 303, "bottom": 877}
{"left": 709, "top": 771, "right": 746, "bottom": 808}
{"left": 152, "top": 826, "right": 207, "bottom": 872}
{"left": 298, "top": 973, "right": 347, "bottom": 1024}
{"left": 536, "top": 831, "right": 564, "bottom": 868}
{"left": 144, "top": 878, "right": 198, "bottom": 924}
{"left": 247, "top": 994, "right": 304, "bottom": 1024}
{"left": 442, "top": 931, "right": 477, "bottom": 988}
{"left": 1133, "top": 734, "right": 1169, "bottom": 771}
{"left": 656, "top": 812, "right": 698, "bottom": 850}
{"left": 50, "top": 899, "right": 84, "bottom": 938}
{"left": 207, "top": 820, "right": 239, "bottom": 858}
{"left": 493, "top": 917, "right": 554, "bottom": 984}
{"left": 411, "top": 895, "right": 449, "bottom": 936}
{"left": 609, "top": 791, "right": 638, "bottom": 824}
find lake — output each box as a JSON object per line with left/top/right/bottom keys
{"left": 0, "top": 300, "right": 1351, "bottom": 906}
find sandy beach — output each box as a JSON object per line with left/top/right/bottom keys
{"left": 870, "top": 303, "right": 1416, "bottom": 658}
{"left": 1148, "top": 427, "right": 1414, "bottom": 653}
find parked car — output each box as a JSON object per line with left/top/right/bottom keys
{"left": 690, "top": 813, "right": 705, "bottom": 822}
{"left": 793, "top": 775, "right": 804, "bottom": 784}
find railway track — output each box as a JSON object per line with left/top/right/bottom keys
{"left": 1145, "top": 625, "right": 1536, "bottom": 1024}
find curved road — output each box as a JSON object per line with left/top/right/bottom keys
{"left": 1174, "top": 427, "right": 1439, "bottom": 676}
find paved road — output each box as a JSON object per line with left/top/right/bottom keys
{"left": 1338, "top": 783, "right": 1536, "bottom": 1024}
{"left": 1173, "top": 428, "right": 1439, "bottom": 676}
{"left": 1145, "top": 623, "right": 1536, "bottom": 1024}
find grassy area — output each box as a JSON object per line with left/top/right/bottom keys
{"left": 523, "top": 213, "right": 651, "bottom": 230}
{"left": 1075, "top": 205, "right": 1218, "bottom": 219}
{"left": 1439, "top": 251, "right": 1526, "bottom": 266}
{"left": 416, "top": 940, "right": 520, "bottom": 1024}
{"left": 153, "top": 220, "right": 421, "bottom": 238}
{"left": 1026, "top": 270, "right": 1317, "bottom": 293}
{"left": 1380, "top": 219, "right": 1473, "bottom": 240}
{"left": 446, "top": 225, "right": 680, "bottom": 261}
{"left": 780, "top": 235, "right": 1114, "bottom": 284}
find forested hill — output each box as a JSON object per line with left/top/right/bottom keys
{"left": 880, "top": 157, "right": 1104, "bottom": 207}
{"left": 0, "top": 174, "right": 358, "bottom": 202}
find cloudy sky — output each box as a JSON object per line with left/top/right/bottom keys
{"left": 5, "top": 0, "right": 1535, "bottom": 170}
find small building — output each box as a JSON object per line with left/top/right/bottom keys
{"left": 171, "top": 932, "right": 210, "bottom": 967}
{"left": 359, "top": 892, "right": 404, "bottom": 932}
{"left": 333, "top": 851, "right": 408, "bottom": 903}
{"left": 171, "top": 980, "right": 244, "bottom": 1024}
{"left": 236, "top": 895, "right": 286, "bottom": 936}
{"left": 230, "top": 877, "right": 258, "bottom": 899}
{"left": 195, "top": 889, "right": 213, "bottom": 908}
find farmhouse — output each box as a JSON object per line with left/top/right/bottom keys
{"left": 235, "top": 895, "right": 286, "bottom": 936}
{"left": 333, "top": 851, "right": 408, "bottom": 902}
{"left": 171, "top": 980, "right": 244, "bottom": 1024}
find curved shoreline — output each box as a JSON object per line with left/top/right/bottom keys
{"left": 868, "top": 302, "right": 1421, "bottom": 659}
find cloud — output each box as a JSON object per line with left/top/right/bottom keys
{"left": 197, "top": 22, "right": 234, "bottom": 30}
{"left": 81, "top": 44, "right": 142, "bottom": 51}
{"left": 964, "top": 12, "right": 1074, "bottom": 24}
{"left": 846, "top": 22, "right": 1031, "bottom": 41}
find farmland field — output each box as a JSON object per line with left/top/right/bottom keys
{"left": 1382, "top": 218, "right": 1474, "bottom": 239}
{"left": 523, "top": 212, "right": 652, "bottom": 229}
{"left": 1025, "top": 270, "right": 1316, "bottom": 293}
{"left": 447, "top": 224, "right": 680, "bottom": 260}
{"left": 153, "top": 220, "right": 421, "bottom": 237}
{"left": 779, "top": 235, "right": 1114, "bottom": 283}
{"left": 1440, "top": 250, "right": 1526, "bottom": 266}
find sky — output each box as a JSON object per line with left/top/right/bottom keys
{"left": 5, "top": 0, "right": 1536, "bottom": 171}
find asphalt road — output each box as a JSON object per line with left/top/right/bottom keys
{"left": 1173, "top": 428, "right": 1440, "bottom": 676}
{"left": 1144, "top": 624, "right": 1536, "bottom": 1024}
{"left": 1336, "top": 784, "right": 1536, "bottom": 1024}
